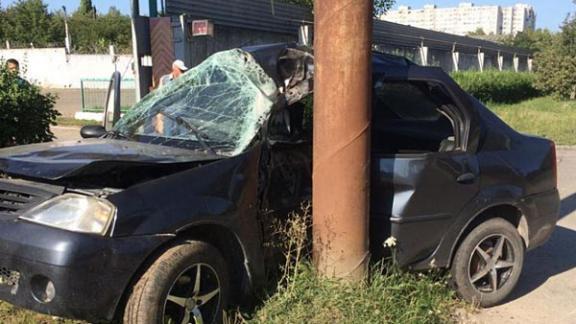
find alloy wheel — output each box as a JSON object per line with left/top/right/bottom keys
{"left": 467, "top": 234, "right": 516, "bottom": 293}
{"left": 163, "top": 263, "right": 221, "bottom": 324}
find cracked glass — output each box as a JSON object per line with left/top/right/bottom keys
{"left": 114, "top": 49, "right": 279, "bottom": 156}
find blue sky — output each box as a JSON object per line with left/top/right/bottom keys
{"left": 8, "top": 0, "right": 574, "bottom": 31}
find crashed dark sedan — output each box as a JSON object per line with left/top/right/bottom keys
{"left": 0, "top": 43, "right": 559, "bottom": 323}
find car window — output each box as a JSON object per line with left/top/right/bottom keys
{"left": 372, "top": 80, "right": 457, "bottom": 154}
{"left": 373, "top": 81, "right": 443, "bottom": 121}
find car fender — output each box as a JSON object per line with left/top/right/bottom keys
{"left": 408, "top": 183, "right": 528, "bottom": 270}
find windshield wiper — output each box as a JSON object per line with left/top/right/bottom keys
{"left": 104, "top": 130, "right": 129, "bottom": 140}
{"left": 171, "top": 116, "right": 218, "bottom": 155}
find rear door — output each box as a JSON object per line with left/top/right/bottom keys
{"left": 370, "top": 69, "right": 480, "bottom": 266}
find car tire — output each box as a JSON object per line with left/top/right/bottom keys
{"left": 451, "top": 218, "right": 524, "bottom": 307}
{"left": 123, "top": 240, "right": 230, "bottom": 324}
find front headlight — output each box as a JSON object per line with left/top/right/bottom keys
{"left": 20, "top": 193, "right": 116, "bottom": 235}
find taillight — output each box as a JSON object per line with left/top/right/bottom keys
{"left": 551, "top": 141, "right": 558, "bottom": 187}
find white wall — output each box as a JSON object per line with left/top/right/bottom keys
{"left": 0, "top": 48, "right": 135, "bottom": 88}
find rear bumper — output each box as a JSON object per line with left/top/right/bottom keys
{"left": 0, "top": 220, "right": 170, "bottom": 322}
{"left": 522, "top": 188, "right": 560, "bottom": 250}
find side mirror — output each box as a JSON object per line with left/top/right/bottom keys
{"left": 103, "top": 71, "right": 122, "bottom": 130}
{"left": 80, "top": 125, "right": 106, "bottom": 139}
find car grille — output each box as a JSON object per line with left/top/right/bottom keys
{"left": 0, "top": 180, "right": 63, "bottom": 217}
{"left": 0, "top": 267, "right": 20, "bottom": 287}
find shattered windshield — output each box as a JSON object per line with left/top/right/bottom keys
{"left": 114, "top": 49, "right": 279, "bottom": 156}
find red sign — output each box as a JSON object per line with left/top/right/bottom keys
{"left": 192, "top": 20, "right": 214, "bottom": 37}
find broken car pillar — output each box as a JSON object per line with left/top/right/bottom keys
{"left": 312, "top": 0, "right": 373, "bottom": 281}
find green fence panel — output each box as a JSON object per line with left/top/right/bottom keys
{"left": 80, "top": 78, "right": 137, "bottom": 113}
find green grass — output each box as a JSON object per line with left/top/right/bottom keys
{"left": 247, "top": 263, "right": 459, "bottom": 324}
{"left": 488, "top": 96, "right": 576, "bottom": 145}
{"left": 82, "top": 106, "right": 132, "bottom": 113}
{"left": 0, "top": 301, "right": 80, "bottom": 324}
{"left": 241, "top": 205, "right": 461, "bottom": 324}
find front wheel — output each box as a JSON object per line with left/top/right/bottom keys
{"left": 123, "top": 240, "right": 230, "bottom": 324}
{"left": 451, "top": 218, "right": 525, "bottom": 307}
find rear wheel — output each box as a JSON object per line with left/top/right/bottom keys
{"left": 123, "top": 240, "right": 229, "bottom": 324}
{"left": 451, "top": 218, "right": 524, "bottom": 307}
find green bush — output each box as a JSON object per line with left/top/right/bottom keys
{"left": 532, "top": 14, "right": 576, "bottom": 100}
{"left": 0, "top": 65, "right": 60, "bottom": 148}
{"left": 534, "top": 50, "right": 576, "bottom": 100}
{"left": 451, "top": 71, "right": 540, "bottom": 104}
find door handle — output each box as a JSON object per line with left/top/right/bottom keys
{"left": 457, "top": 173, "right": 476, "bottom": 184}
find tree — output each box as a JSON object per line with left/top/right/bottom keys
{"left": 560, "top": 11, "right": 576, "bottom": 56}
{"left": 66, "top": 7, "right": 131, "bottom": 54}
{"left": 504, "top": 29, "right": 555, "bottom": 53}
{"left": 283, "top": 0, "right": 395, "bottom": 17}
{"left": 78, "top": 0, "right": 96, "bottom": 17}
{"left": 0, "top": 0, "right": 131, "bottom": 53}
{"left": 0, "top": 2, "right": 5, "bottom": 43}
{"left": 534, "top": 14, "right": 576, "bottom": 99}
{"left": 374, "top": 0, "right": 394, "bottom": 17}
{"left": 467, "top": 28, "right": 486, "bottom": 37}
{"left": 0, "top": 0, "right": 62, "bottom": 47}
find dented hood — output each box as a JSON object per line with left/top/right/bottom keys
{"left": 0, "top": 139, "right": 218, "bottom": 180}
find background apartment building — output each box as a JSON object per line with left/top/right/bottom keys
{"left": 382, "top": 3, "right": 536, "bottom": 36}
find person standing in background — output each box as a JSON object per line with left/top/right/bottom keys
{"left": 159, "top": 60, "right": 189, "bottom": 87}
{"left": 5, "top": 59, "right": 28, "bottom": 86}
{"left": 153, "top": 60, "right": 189, "bottom": 135}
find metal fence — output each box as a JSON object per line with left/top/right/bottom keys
{"left": 79, "top": 78, "right": 137, "bottom": 112}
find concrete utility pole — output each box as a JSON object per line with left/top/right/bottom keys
{"left": 313, "top": 0, "right": 373, "bottom": 281}
{"left": 62, "top": 6, "right": 71, "bottom": 54}
{"left": 131, "top": 0, "right": 142, "bottom": 100}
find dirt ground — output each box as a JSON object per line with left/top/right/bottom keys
{"left": 465, "top": 148, "right": 576, "bottom": 323}
{"left": 50, "top": 126, "right": 576, "bottom": 323}
{"left": 52, "top": 126, "right": 82, "bottom": 141}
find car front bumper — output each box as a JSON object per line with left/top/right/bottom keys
{"left": 0, "top": 219, "right": 171, "bottom": 322}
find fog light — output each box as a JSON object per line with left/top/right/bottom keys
{"left": 30, "top": 275, "right": 55, "bottom": 303}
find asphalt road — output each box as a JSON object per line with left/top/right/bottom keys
{"left": 467, "top": 148, "right": 576, "bottom": 324}
{"left": 52, "top": 126, "right": 82, "bottom": 141}
{"left": 46, "top": 88, "right": 136, "bottom": 118}
{"left": 49, "top": 127, "right": 576, "bottom": 323}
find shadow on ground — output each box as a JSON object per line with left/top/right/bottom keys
{"left": 497, "top": 193, "right": 576, "bottom": 303}
{"left": 559, "top": 192, "right": 576, "bottom": 220}
{"left": 505, "top": 225, "right": 576, "bottom": 301}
